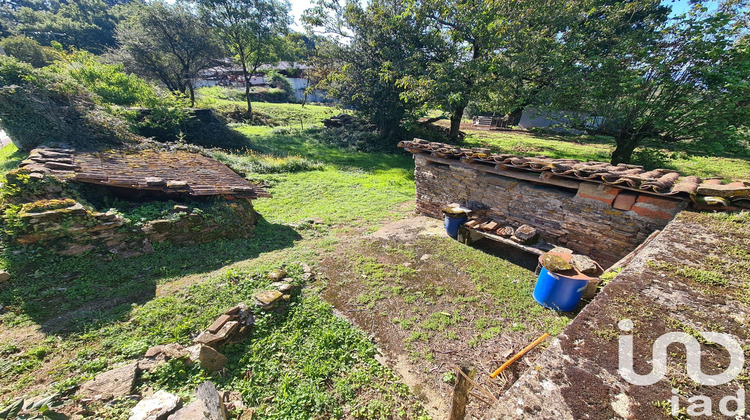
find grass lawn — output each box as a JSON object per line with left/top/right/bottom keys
{"left": 0, "top": 94, "right": 746, "bottom": 418}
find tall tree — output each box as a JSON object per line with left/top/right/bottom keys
{"left": 198, "top": 0, "right": 290, "bottom": 114}
{"left": 548, "top": 0, "right": 749, "bottom": 164}
{"left": 303, "top": 0, "right": 431, "bottom": 138}
{"left": 12, "top": 0, "right": 122, "bottom": 53}
{"left": 116, "top": 1, "right": 223, "bottom": 106}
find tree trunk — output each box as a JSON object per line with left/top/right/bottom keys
{"left": 239, "top": 55, "right": 252, "bottom": 115}
{"left": 187, "top": 84, "right": 195, "bottom": 108}
{"left": 449, "top": 105, "right": 465, "bottom": 141}
{"left": 611, "top": 133, "right": 640, "bottom": 164}
{"left": 509, "top": 106, "right": 524, "bottom": 124}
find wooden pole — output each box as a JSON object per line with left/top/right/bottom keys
{"left": 449, "top": 365, "right": 475, "bottom": 420}
{"left": 490, "top": 333, "right": 549, "bottom": 378}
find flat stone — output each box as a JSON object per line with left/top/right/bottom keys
{"left": 550, "top": 246, "right": 573, "bottom": 254}
{"left": 496, "top": 226, "right": 515, "bottom": 237}
{"left": 173, "top": 205, "right": 189, "bottom": 212}
{"left": 253, "top": 290, "right": 283, "bottom": 306}
{"left": 166, "top": 180, "right": 188, "bottom": 189}
{"left": 514, "top": 224, "right": 539, "bottom": 243}
{"left": 270, "top": 282, "right": 293, "bottom": 293}
{"left": 194, "top": 321, "right": 239, "bottom": 347}
{"left": 168, "top": 399, "right": 212, "bottom": 420}
{"left": 145, "top": 345, "right": 164, "bottom": 358}
{"left": 224, "top": 305, "right": 241, "bottom": 316}
{"left": 79, "top": 362, "right": 138, "bottom": 400}
{"left": 207, "top": 315, "right": 231, "bottom": 334}
{"left": 145, "top": 177, "right": 166, "bottom": 186}
{"left": 197, "top": 345, "right": 227, "bottom": 373}
{"left": 194, "top": 381, "right": 227, "bottom": 420}
{"left": 571, "top": 254, "right": 599, "bottom": 276}
{"left": 162, "top": 343, "right": 187, "bottom": 359}
{"left": 541, "top": 254, "right": 572, "bottom": 273}
{"left": 0, "top": 271, "right": 10, "bottom": 282}
{"left": 696, "top": 183, "right": 750, "bottom": 198}
{"left": 266, "top": 269, "right": 287, "bottom": 282}
{"left": 130, "top": 390, "right": 180, "bottom": 420}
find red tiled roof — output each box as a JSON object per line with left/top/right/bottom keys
{"left": 398, "top": 139, "right": 749, "bottom": 208}
{"left": 20, "top": 148, "right": 271, "bottom": 199}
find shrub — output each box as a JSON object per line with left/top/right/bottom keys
{"left": 0, "top": 36, "right": 57, "bottom": 68}
{"left": 264, "top": 70, "right": 295, "bottom": 101}
{"left": 0, "top": 55, "right": 140, "bottom": 151}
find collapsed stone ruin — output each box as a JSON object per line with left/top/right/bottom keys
{"left": 7, "top": 147, "right": 270, "bottom": 257}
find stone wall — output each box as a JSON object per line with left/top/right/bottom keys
{"left": 413, "top": 154, "right": 688, "bottom": 267}
{"left": 12, "top": 198, "right": 258, "bottom": 258}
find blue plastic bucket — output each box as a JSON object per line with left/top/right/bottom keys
{"left": 444, "top": 214, "right": 467, "bottom": 239}
{"left": 533, "top": 267, "right": 589, "bottom": 312}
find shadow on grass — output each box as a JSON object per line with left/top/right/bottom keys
{"left": 0, "top": 217, "right": 301, "bottom": 335}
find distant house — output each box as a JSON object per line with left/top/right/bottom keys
{"left": 196, "top": 60, "right": 331, "bottom": 103}
{"left": 518, "top": 107, "right": 604, "bottom": 134}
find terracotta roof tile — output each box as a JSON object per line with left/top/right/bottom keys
{"left": 398, "top": 139, "right": 749, "bottom": 208}
{"left": 20, "top": 147, "right": 270, "bottom": 199}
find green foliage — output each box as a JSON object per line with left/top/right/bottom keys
{"left": 264, "top": 69, "right": 295, "bottom": 101}
{"left": 548, "top": 0, "right": 750, "bottom": 164}
{"left": 0, "top": 35, "right": 57, "bottom": 68}
{"left": 198, "top": 0, "right": 291, "bottom": 113}
{"left": 211, "top": 150, "right": 324, "bottom": 174}
{"left": 54, "top": 51, "right": 159, "bottom": 106}
{"left": 10, "top": 0, "right": 121, "bottom": 54}
{"left": 115, "top": 1, "right": 223, "bottom": 106}
{"left": 303, "top": 0, "right": 428, "bottom": 138}
{"left": 0, "top": 55, "right": 139, "bottom": 151}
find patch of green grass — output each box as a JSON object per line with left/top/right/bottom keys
{"left": 428, "top": 237, "right": 569, "bottom": 333}
{"left": 253, "top": 168, "right": 414, "bottom": 227}
{"left": 0, "top": 144, "right": 27, "bottom": 178}
{"left": 211, "top": 149, "right": 325, "bottom": 174}
{"left": 647, "top": 260, "right": 728, "bottom": 287}
{"left": 453, "top": 128, "right": 749, "bottom": 180}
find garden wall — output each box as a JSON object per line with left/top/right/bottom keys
{"left": 11, "top": 198, "right": 258, "bottom": 258}
{"left": 412, "top": 154, "right": 688, "bottom": 267}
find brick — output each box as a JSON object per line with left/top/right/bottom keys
{"left": 635, "top": 194, "right": 685, "bottom": 209}
{"left": 612, "top": 192, "right": 638, "bottom": 211}
{"left": 630, "top": 205, "right": 674, "bottom": 221}
{"left": 576, "top": 183, "right": 620, "bottom": 206}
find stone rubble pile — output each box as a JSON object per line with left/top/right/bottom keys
{"left": 73, "top": 266, "right": 312, "bottom": 419}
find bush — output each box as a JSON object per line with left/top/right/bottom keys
{"left": 264, "top": 70, "right": 295, "bottom": 101}
{"left": 0, "top": 55, "right": 140, "bottom": 151}
{"left": 0, "top": 36, "right": 57, "bottom": 68}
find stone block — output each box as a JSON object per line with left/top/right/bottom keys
{"left": 197, "top": 345, "right": 227, "bottom": 372}
{"left": 130, "top": 390, "right": 180, "bottom": 420}
{"left": 612, "top": 192, "right": 638, "bottom": 211}
{"left": 195, "top": 321, "right": 239, "bottom": 347}
{"left": 576, "top": 183, "right": 621, "bottom": 206}
{"left": 78, "top": 362, "right": 138, "bottom": 400}
{"left": 207, "top": 315, "right": 231, "bottom": 334}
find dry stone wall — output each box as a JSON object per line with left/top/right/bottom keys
{"left": 12, "top": 198, "right": 258, "bottom": 258}
{"left": 413, "top": 154, "right": 688, "bottom": 267}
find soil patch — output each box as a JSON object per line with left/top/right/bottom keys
{"left": 321, "top": 217, "right": 570, "bottom": 419}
